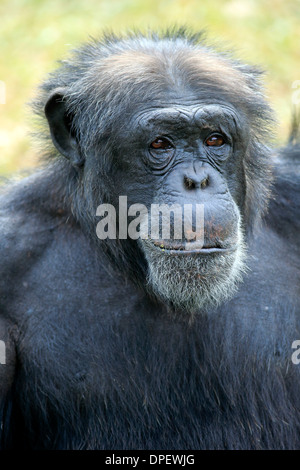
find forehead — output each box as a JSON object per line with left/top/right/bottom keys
{"left": 94, "top": 47, "right": 253, "bottom": 104}
{"left": 125, "top": 104, "right": 246, "bottom": 142}
{"left": 134, "top": 104, "right": 241, "bottom": 128}
{"left": 85, "top": 45, "right": 257, "bottom": 140}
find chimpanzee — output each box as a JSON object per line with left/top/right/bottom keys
{"left": 0, "top": 29, "right": 299, "bottom": 449}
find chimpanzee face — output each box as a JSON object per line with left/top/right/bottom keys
{"left": 104, "top": 101, "right": 247, "bottom": 312}
{"left": 44, "top": 40, "right": 271, "bottom": 314}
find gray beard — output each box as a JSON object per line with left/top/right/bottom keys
{"left": 141, "top": 228, "right": 247, "bottom": 315}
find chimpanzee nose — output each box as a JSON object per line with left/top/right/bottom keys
{"left": 183, "top": 173, "right": 209, "bottom": 190}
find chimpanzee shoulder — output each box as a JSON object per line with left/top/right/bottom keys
{"left": 265, "top": 143, "right": 300, "bottom": 245}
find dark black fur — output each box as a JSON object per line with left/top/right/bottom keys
{"left": 0, "top": 29, "right": 299, "bottom": 449}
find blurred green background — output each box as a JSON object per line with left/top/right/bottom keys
{"left": 0, "top": 0, "right": 299, "bottom": 176}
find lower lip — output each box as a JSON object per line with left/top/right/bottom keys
{"left": 148, "top": 243, "right": 237, "bottom": 255}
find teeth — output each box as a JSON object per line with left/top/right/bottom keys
{"left": 158, "top": 243, "right": 184, "bottom": 250}
{"left": 151, "top": 240, "right": 191, "bottom": 250}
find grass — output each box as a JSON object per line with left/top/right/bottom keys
{"left": 0, "top": 0, "right": 299, "bottom": 175}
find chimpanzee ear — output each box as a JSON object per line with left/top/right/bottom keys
{"left": 44, "top": 89, "right": 84, "bottom": 167}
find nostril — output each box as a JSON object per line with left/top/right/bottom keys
{"left": 184, "top": 174, "right": 210, "bottom": 190}
{"left": 184, "top": 176, "right": 196, "bottom": 190}
{"left": 200, "top": 176, "right": 209, "bottom": 189}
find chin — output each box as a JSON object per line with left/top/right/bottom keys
{"left": 141, "top": 226, "right": 247, "bottom": 315}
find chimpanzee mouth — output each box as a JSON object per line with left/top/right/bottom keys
{"left": 147, "top": 239, "right": 237, "bottom": 255}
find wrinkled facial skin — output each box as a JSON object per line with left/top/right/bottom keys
{"left": 108, "top": 102, "right": 249, "bottom": 313}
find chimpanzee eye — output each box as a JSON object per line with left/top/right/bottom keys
{"left": 148, "top": 137, "right": 175, "bottom": 172}
{"left": 150, "top": 137, "right": 173, "bottom": 150}
{"left": 205, "top": 134, "right": 225, "bottom": 147}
